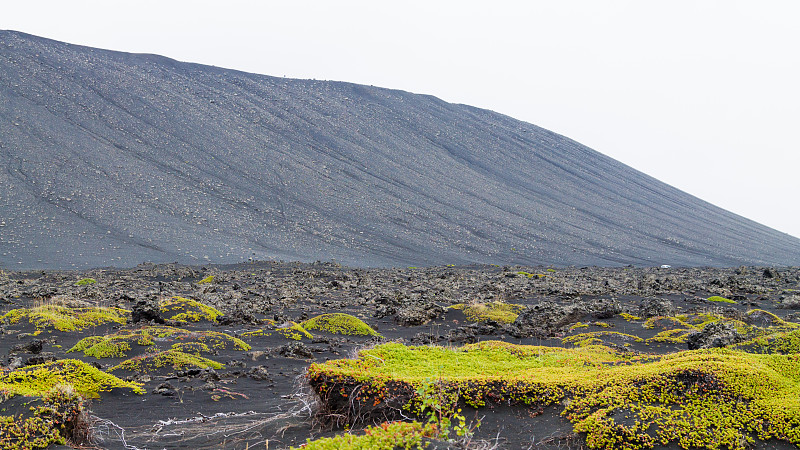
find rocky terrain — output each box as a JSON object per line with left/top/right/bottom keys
{"left": 3, "top": 30, "right": 800, "bottom": 270}
{"left": 1, "top": 261, "right": 800, "bottom": 449}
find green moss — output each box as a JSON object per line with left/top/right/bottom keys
{"left": 68, "top": 325, "right": 249, "bottom": 358}
{"left": 302, "top": 313, "right": 381, "bottom": 337}
{"left": 276, "top": 322, "right": 314, "bottom": 340}
{"left": 619, "top": 313, "right": 641, "bottom": 322}
{"left": 0, "top": 385, "right": 89, "bottom": 449}
{"left": 707, "top": 296, "right": 736, "bottom": 304}
{"left": 308, "top": 342, "right": 800, "bottom": 449}
{"left": 449, "top": 301, "right": 525, "bottom": 324}
{"left": 197, "top": 275, "right": 215, "bottom": 284}
{"left": 0, "top": 359, "right": 143, "bottom": 398}
{"left": 160, "top": 296, "right": 222, "bottom": 323}
{"left": 293, "top": 421, "right": 438, "bottom": 450}
{"left": 1, "top": 305, "right": 128, "bottom": 332}
{"left": 74, "top": 278, "right": 96, "bottom": 286}
{"left": 562, "top": 331, "right": 644, "bottom": 347}
{"left": 110, "top": 349, "right": 224, "bottom": 373}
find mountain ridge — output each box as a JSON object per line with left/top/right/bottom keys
{"left": 1, "top": 30, "right": 798, "bottom": 269}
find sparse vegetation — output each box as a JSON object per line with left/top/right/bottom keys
{"left": 302, "top": 313, "right": 381, "bottom": 337}
{"left": 450, "top": 301, "right": 525, "bottom": 324}
{"left": 1, "top": 304, "right": 128, "bottom": 331}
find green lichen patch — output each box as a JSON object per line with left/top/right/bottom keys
{"left": 1, "top": 305, "right": 129, "bottom": 332}
{"left": 707, "top": 295, "right": 736, "bottom": 304}
{"left": 160, "top": 296, "right": 222, "bottom": 323}
{"left": 110, "top": 349, "right": 224, "bottom": 373}
{"left": 0, "top": 359, "right": 143, "bottom": 398}
{"left": 309, "top": 342, "right": 800, "bottom": 449}
{"left": 293, "top": 421, "right": 438, "bottom": 450}
{"left": 302, "top": 313, "right": 381, "bottom": 337}
{"left": 68, "top": 325, "right": 250, "bottom": 359}
{"left": 449, "top": 301, "right": 525, "bottom": 324}
{"left": 276, "top": 322, "right": 314, "bottom": 341}
{"left": 197, "top": 275, "right": 215, "bottom": 284}
{"left": 74, "top": 278, "right": 96, "bottom": 286}
{"left": 620, "top": 313, "right": 642, "bottom": 322}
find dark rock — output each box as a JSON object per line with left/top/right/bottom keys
{"left": 131, "top": 298, "right": 165, "bottom": 324}
{"left": 395, "top": 301, "right": 446, "bottom": 326}
{"left": 6, "top": 356, "right": 23, "bottom": 371}
{"left": 217, "top": 308, "right": 257, "bottom": 325}
{"left": 511, "top": 298, "right": 621, "bottom": 338}
{"left": 10, "top": 339, "right": 45, "bottom": 354}
{"left": 247, "top": 366, "right": 271, "bottom": 381}
{"left": 410, "top": 332, "right": 441, "bottom": 345}
{"left": 638, "top": 298, "right": 676, "bottom": 318}
{"left": 278, "top": 342, "right": 314, "bottom": 359}
{"left": 778, "top": 295, "right": 800, "bottom": 309}
{"left": 152, "top": 382, "right": 177, "bottom": 396}
{"left": 25, "top": 352, "right": 57, "bottom": 366}
{"left": 686, "top": 322, "right": 746, "bottom": 350}
{"left": 764, "top": 268, "right": 778, "bottom": 278}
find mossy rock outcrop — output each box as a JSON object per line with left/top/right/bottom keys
{"left": 450, "top": 301, "right": 524, "bottom": 324}
{"left": 110, "top": 349, "right": 224, "bottom": 373}
{"left": 309, "top": 341, "right": 800, "bottom": 449}
{"left": 302, "top": 313, "right": 381, "bottom": 337}
{"left": 1, "top": 305, "right": 128, "bottom": 332}
{"left": 0, "top": 359, "right": 143, "bottom": 398}
{"left": 292, "top": 421, "right": 437, "bottom": 450}
{"left": 68, "top": 325, "right": 250, "bottom": 359}
{"left": 160, "top": 296, "right": 222, "bottom": 323}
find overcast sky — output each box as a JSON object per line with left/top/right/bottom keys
{"left": 4, "top": 1, "right": 799, "bottom": 239}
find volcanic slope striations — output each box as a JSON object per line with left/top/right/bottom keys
{"left": 1, "top": 30, "right": 798, "bottom": 269}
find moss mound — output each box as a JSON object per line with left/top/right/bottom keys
{"left": 707, "top": 296, "right": 736, "bottom": 304}
{"left": 111, "top": 349, "right": 224, "bottom": 373}
{"left": 450, "top": 301, "right": 525, "bottom": 324}
{"left": 68, "top": 325, "right": 250, "bottom": 358}
{"left": 292, "top": 421, "right": 437, "bottom": 450}
{"left": 160, "top": 296, "right": 222, "bottom": 323}
{"left": 1, "top": 305, "right": 128, "bottom": 332}
{"left": 0, "top": 359, "right": 143, "bottom": 398}
{"left": 309, "top": 341, "right": 800, "bottom": 449}
{"left": 0, "top": 385, "right": 90, "bottom": 450}
{"left": 302, "top": 313, "right": 381, "bottom": 337}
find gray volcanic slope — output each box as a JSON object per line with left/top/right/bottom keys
{"left": 1, "top": 31, "right": 798, "bottom": 270}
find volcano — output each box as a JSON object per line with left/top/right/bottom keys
{"left": 1, "top": 30, "right": 798, "bottom": 269}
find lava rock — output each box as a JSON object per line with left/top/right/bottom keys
{"left": 131, "top": 298, "right": 165, "bottom": 324}
{"left": 638, "top": 297, "right": 676, "bottom": 318}
{"left": 686, "top": 322, "right": 746, "bottom": 350}
{"left": 278, "top": 342, "right": 314, "bottom": 359}
{"left": 10, "top": 339, "right": 45, "bottom": 354}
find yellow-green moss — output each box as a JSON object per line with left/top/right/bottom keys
{"left": 292, "top": 421, "right": 438, "bottom": 450}
{"left": 308, "top": 342, "right": 800, "bottom": 449}
{"left": 68, "top": 325, "right": 249, "bottom": 358}
{"left": 302, "top": 313, "right": 381, "bottom": 337}
{"left": 276, "top": 322, "right": 314, "bottom": 340}
{"left": 620, "top": 312, "right": 641, "bottom": 322}
{"left": 0, "top": 359, "right": 143, "bottom": 398}
{"left": 707, "top": 296, "right": 736, "bottom": 304}
{"left": 449, "top": 301, "right": 525, "bottom": 324}
{"left": 74, "top": 278, "right": 96, "bottom": 286}
{"left": 160, "top": 296, "right": 222, "bottom": 323}
{"left": 1, "top": 305, "right": 129, "bottom": 332}
{"left": 0, "top": 385, "right": 89, "bottom": 450}
{"left": 110, "top": 349, "right": 223, "bottom": 373}
{"left": 562, "top": 331, "right": 644, "bottom": 347}
{"left": 197, "top": 275, "right": 215, "bottom": 284}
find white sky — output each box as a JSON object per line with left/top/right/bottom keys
{"left": 4, "top": 1, "right": 800, "bottom": 239}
